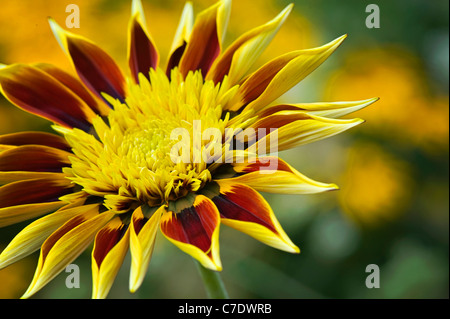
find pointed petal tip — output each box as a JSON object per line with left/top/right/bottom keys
{"left": 131, "top": 0, "right": 145, "bottom": 21}
{"left": 48, "top": 18, "right": 68, "bottom": 54}
{"left": 276, "top": 3, "right": 294, "bottom": 23}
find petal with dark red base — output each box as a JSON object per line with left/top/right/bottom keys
{"left": 0, "top": 145, "right": 70, "bottom": 173}
{"left": 225, "top": 35, "right": 347, "bottom": 113}
{"left": 92, "top": 217, "right": 130, "bottom": 299}
{"left": 160, "top": 195, "right": 222, "bottom": 271}
{"left": 211, "top": 180, "right": 299, "bottom": 253}
{"left": 34, "top": 63, "right": 110, "bottom": 116}
{"left": 179, "top": 0, "right": 230, "bottom": 78}
{"left": 49, "top": 19, "right": 126, "bottom": 104}
{"left": 223, "top": 156, "right": 338, "bottom": 194}
{"left": 166, "top": 2, "right": 193, "bottom": 75}
{"left": 128, "top": 0, "right": 159, "bottom": 83}
{"left": 0, "top": 64, "right": 97, "bottom": 131}
{"left": 129, "top": 205, "right": 162, "bottom": 292}
{"left": 0, "top": 132, "right": 71, "bottom": 151}
{"left": 207, "top": 4, "right": 292, "bottom": 85}
{"left": 0, "top": 177, "right": 73, "bottom": 210}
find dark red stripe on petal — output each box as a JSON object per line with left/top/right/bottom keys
{"left": 0, "top": 132, "right": 71, "bottom": 151}
{"left": 93, "top": 221, "right": 128, "bottom": 267}
{"left": 237, "top": 157, "right": 291, "bottom": 175}
{"left": 0, "top": 178, "right": 73, "bottom": 209}
{"left": 212, "top": 183, "right": 277, "bottom": 233}
{"left": 0, "top": 65, "right": 94, "bottom": 131}
{"left": 239, "top": 60, "right": 287, "bottom": 107}
{"left": 132, "top": 215, "right": 146, "bottom": 236}
{"left": 129, "top": 19, "right": 158, "bottom": 83}
{"left": 166, "top": 42, "right": 187, "bottom": 78}
{"left": 249, "top": 112, "right": 312, "bottom": 141}
{"left": 67, "top": 39, "right": 126, "bottom": 104}
{"left": 0, "top": 145, "right": 70, "bottom": 172}
{"left": 41, "top": 214, "right": 87, "bottom": 261}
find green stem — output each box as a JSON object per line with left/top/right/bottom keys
{"left": 195, "top": 261, "right": 229, "bottom": 299}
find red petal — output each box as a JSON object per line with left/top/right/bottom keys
{"left": 128, "top": 17, "right": 158, "bottom": 83}
{"left": 161, "top": 196, "right": 219, "bottom": 252}
{"left": 212, "top": 183, "right": 276, "bottom": 233}
{"left": 0, "top": 64, "right": 96, "bottom": 131}
{"left": 49, "top": 20, "right": 126, "bottom": 103}
{"left": 0, "top": 145, "right": 70, "bottom": 172}
{"left": 67, "top": 39, "right": 126, "bottom": 103}
{"left": 0, "top": 132, "right": 71, "bottom": 151}
{"left": 0, "top": 177, "right": 73, "bottom": 209}
{"left": 35, "top": 63, "right": 110, "bottom": 116}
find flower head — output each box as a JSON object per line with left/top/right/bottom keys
{"left": 0, "top": 0, "right": 376, "bottom": 298}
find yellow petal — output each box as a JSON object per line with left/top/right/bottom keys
{"left": 0, "top": 203, "right": 99, "bottom": 269}
{"left": 258, "top": 97, "right": 379, "bottom": 119}
{"left": 224, "top": 156, "right": 338, "bottom": 194}
{"left": 48, "top": 18, "right": 126, "bottom": 102}
{"left": 252, "top": 112, "right": 364, "bottom": 152}
{"left": 129, "top": 205, "right": 162, "bottom": 293}
{"left": 22, "top": 210, "right": 114, "bottom": 298}
{"left": 169, "top": 2, "right": 194, "bottom": 54}
{"left": 0, "top": 202, "right": 65, "bottom": 228}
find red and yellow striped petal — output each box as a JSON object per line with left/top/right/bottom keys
{"left": 251, "top": 112, "right": 364, "bottom": 152}
{"left": 91, "top": 217, "right": 130, "bottom": 299}
{"left": 207, "top": 4, "right": 293, "bottom": 85}
{"left": 179, "top": 0, "right": 231, "bottom": 78}
{"left": 49, "top": 19, "right": 126, "bottom": 103}
{"left": 34, "top": 63, "right": 110, "bottom": 117}
{"left": 212, "top": 180, "right": 299, "bottom": 253}
{"left": 0, "top": 145, "right": 70, "bottom": 173}
{"left": 0, "top": 172, "right": 67, "bottom": 185}
{"left": 21, "top": 209, "right": 114, "bottom": 298}
{"left": 226, "top": 35, "right": 347, "bottom": 113}
{"left": 223, "top": 156, "right": 338, "bottom": 194}
{"left": 0, "top": 202, "right": 97, "bottom": 269}
{"left": 166, "top": 2, "right": 194, "bottom": 74}
{"left": 129, "top": 205, "right": 162, "bottom": 293}
{"left": 0, "top": 64, "right": 97, "bottom": 131}
{"left": 0, "top": 177, "right": 73, "bottom": 227}
{"left": 0, "top": 177, "right": 72, "bottom": 210}
{"left": 0, "top": 131, "right": 71, "bottom": 151}
{"left": 128, "top": 0, "right": 159, "bottom": 83}
{"left": 258, "top": 98, "right": 379, "bottom": 119}
{"left": 160, "top": 195, "right": 222, "bottom": 271}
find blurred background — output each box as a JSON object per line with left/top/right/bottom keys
{"left": 0, "top": 0, "right": 448, "bottom": 299}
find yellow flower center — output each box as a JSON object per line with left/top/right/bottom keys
{"left": 61, "top": 68, "right": 238, "bottom": 213}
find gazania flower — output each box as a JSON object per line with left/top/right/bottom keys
{"left": 0, "top": 0, "right": 376, "bottom": 298}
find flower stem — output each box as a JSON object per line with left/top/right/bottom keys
{"left": 195, "top": 261, "right": 229, "bottom": 299}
